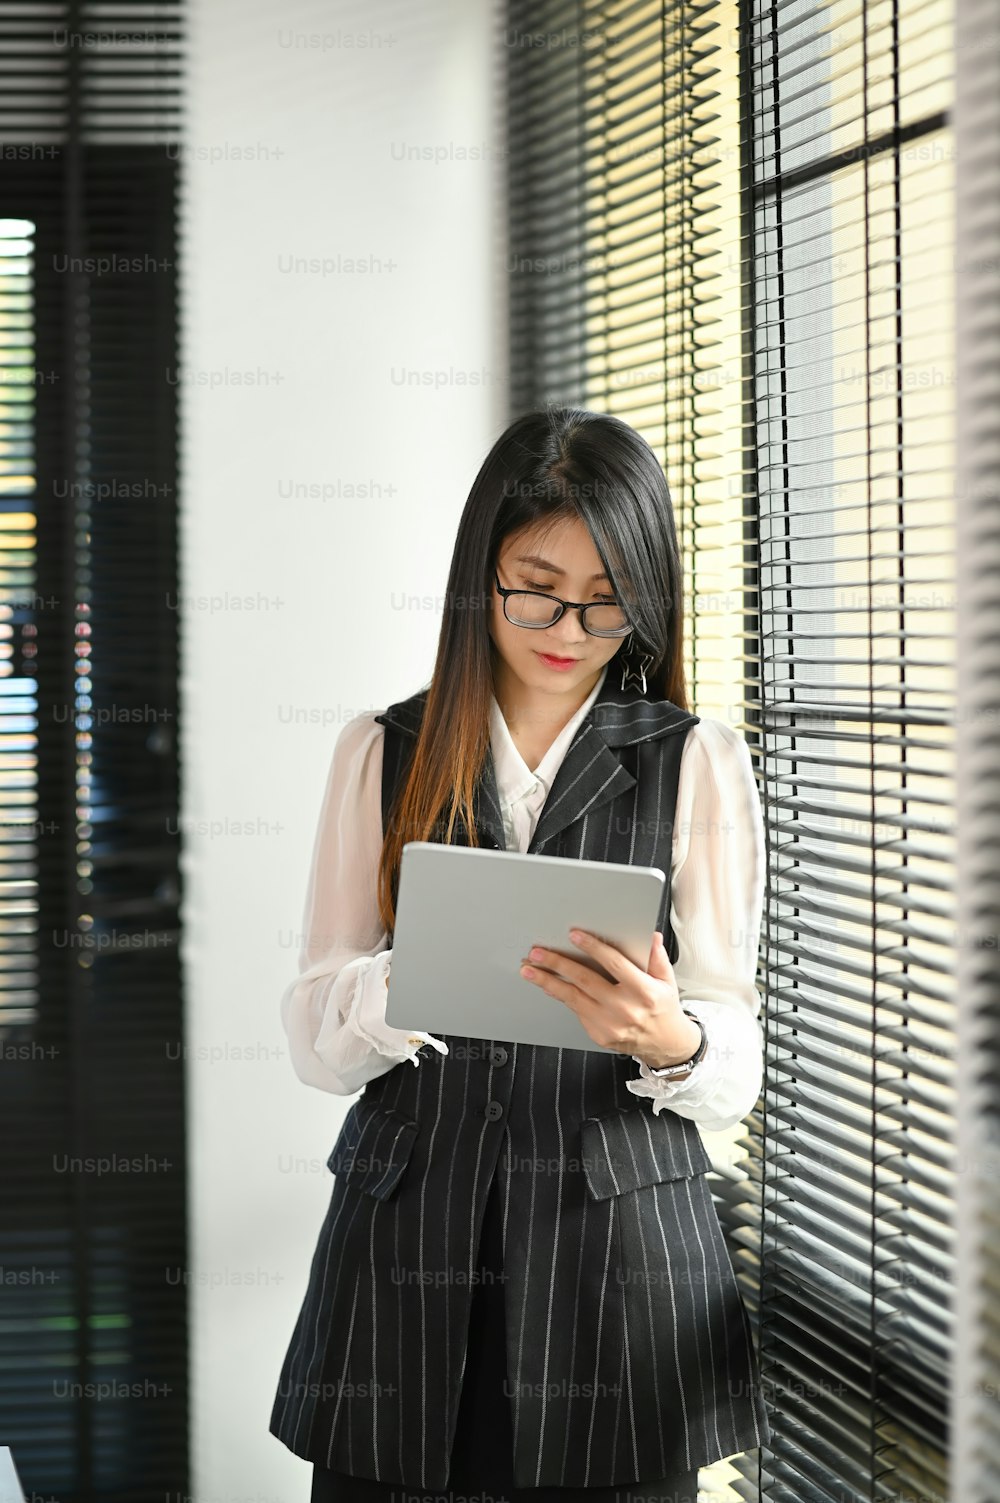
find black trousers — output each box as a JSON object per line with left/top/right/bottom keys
{"left": 310, "top": 1158, "right": 700, "bottom": 1503}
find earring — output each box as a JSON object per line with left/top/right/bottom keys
{"left": 619, "top": 647, "right": 655, "bottom": 694}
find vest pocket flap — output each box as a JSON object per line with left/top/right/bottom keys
{"left": 327, "top": 1102, "right": 418, "bottom": 1201}
{"left": 580, "top": 1107, "right": 712, "bottom": 1200}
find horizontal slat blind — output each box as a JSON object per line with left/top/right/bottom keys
{"left": 0, "top": 3, "right": 184, "bottom": 144}
{"left": 743, "top": 0, "right": 956, "bottom": 1498}
{"left": 0, "top": 7, "right": 186, "bottom": 1499}
{"left": 951, "top": 0, "right": 1000, "bottom": 1496}
{"left": 507, "top": 0, "right": 743, "bottom": 697}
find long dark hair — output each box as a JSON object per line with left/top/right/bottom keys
{"left": 376, "top": 404, "right": 690, "bottom": 934}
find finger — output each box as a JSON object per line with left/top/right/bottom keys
{"left": 521, "top": 962, "right": 587, "bottom": 1014}
{"left": 523, "top": 946, "right": 614, "bottom": 1003}
{"left": 568, "top": 929, "right": 639, "bottom": 984}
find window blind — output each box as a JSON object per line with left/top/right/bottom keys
{"left": 506, "top": 1, "right": 959, "bottom": 1499}
{"left": 745, "top": 1, "right": 955, "bottom": 1499}
{"left": 0, "top": 6, "right": 186, "bottom": 1498}
{"left": 951, "top": 0, "right": 1000, "bottom": 1498}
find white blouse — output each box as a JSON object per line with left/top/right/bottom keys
{"left": 279, "top": 665, "right": 767, "bottom": 1133}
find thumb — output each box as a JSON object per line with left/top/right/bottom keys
{"left": 647, "top": 929, "right": 673, "bottom": 980}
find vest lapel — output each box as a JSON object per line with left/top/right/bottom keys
{"left": 524, "top": 724, "right": 633, "bottom": 853}
{"left": 374, "top": 667, "right": 698, "bottom": 855}
{"left": 471, "top": 743, "right": 507, "bottom": 850}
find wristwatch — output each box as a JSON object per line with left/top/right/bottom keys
{"left": 644, "top": 1010, "right": 708, "bottom": 1078}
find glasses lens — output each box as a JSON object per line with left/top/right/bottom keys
{"left": 581, "top": 603, "right": 629, "bottom": 635}
{"left": 503, "top": 592, "right": 561, "bottom": 627}
{"left": 501, "top": 589, "right": 632, "bottom": 636}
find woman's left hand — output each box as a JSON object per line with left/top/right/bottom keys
{"left": 519, "top": 928, "right": 701, "bottom": 1069}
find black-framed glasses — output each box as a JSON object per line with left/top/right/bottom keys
{"left": 493, "top": 570, "right": 633, "bottom": 638}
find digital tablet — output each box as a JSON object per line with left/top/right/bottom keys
{"left": 384, "top": 841, "right": 666, "bottom": 1052}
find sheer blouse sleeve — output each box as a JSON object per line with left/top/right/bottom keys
{"left": 279, "top": 711, "right": 448, "bottom": 1095}
{"left": 625, "top": 717, "right": 767, "bottom": 1132}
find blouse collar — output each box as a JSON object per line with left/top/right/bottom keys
{"left": 488, "top": 661, "right": 609, "bottom": 805}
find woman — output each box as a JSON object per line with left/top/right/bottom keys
{"left": 270, "top": 406, "right": 771, "bottom": 1501}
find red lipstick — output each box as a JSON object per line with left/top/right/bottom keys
{"left": 536, "top": 652, "right": 579, "bottom": 672}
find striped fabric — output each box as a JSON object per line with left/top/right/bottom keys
{"left": 269, "top": 671, "right": 770, "bottom": 1488}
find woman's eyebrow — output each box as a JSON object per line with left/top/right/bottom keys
{"left": 512, "top": 553, "right": 610, "bottom": 582}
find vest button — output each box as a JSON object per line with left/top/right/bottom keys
{"left": 490, "top": 1046, "right": 508, "bottom": 1067}
{"left": 485, "top": 1100, "right": 504, "bottom": 1121}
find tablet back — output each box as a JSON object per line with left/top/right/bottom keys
{"left": 384, "top": 841, "right": 665, "bottom": 1051}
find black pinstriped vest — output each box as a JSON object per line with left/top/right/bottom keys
{"left": 269, "top": 669, "right": 771, "bottom": 1488}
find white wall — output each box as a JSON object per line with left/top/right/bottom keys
{"left": 179, "top": 1, "right": 507, "bottom": 1492}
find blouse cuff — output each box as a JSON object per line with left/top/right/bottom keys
{"left": 626, "top": 1002, "right": 721, "bottom": 1114}
{"left": 332, "top": 950, "right": 449, "bottom": 1066}
{"left": 624, "top": 998, "right": 763, "bottom": 1131}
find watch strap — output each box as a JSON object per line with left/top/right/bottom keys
{"left": 645, "top": 1010, "right": 708, "bottom": 1077}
